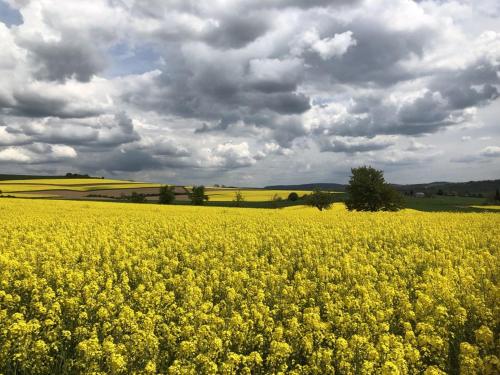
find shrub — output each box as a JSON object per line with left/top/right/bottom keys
{"left": 287, "top": 192, "right": 299, "bottom": 201}
{"left": 270, "top": 194, "right": 283, "bottom": 209}
{"left": 159, "top": 185, "right": 176, "bottom": 204}
{"left": 233, "top": 190, "right": 245, "bottom": 207}
{"left": 305, "top": 189, "right": 335, "bottom": 211}
{"left": 190, "top": 186, "right": 208, "bottom": 205}
{"left": 129, "top": 192, "right": 147, "bottom": 203}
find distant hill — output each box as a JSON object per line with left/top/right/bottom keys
{"left": 266, "top": 179, "right": 500, "bottom": 196}
{"left": 393, "top": 179, "right": 500, "bottom": 197}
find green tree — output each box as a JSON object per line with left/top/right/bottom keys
{"left": 495, "top": 188, "right": 500, "bottom": 202}
{"left": 287, "top": 192, "right": 299, "bottom": 201}
{"left": 159, "top": 185, "right": 176, "bottom": 204}
{"left": 190, "top": 186, "right": 208, "bottom": 205}
{"left": 129, "top": 192, "right": 146, "bottom": 203}
{"left": 233, "top": 190, "right": 245, "bottom": 207}
{"left": 270, "top": 193, "right": 283, "bottom": 209}
{"left": 305, "top": 189, "right": 335, "bottom": 211}
{"left": 345, "top": 166, "right": 404, "bottom": 211}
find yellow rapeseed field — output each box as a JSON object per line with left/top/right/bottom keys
{"left": 0, "top": 199, "right": 498, "bottom": 374}
{"left": 2, "top": 178, "right": 138, "bottom": 185}
{"left": 0, "top": 179, "right": 160, "bottom": 193}
{"left": 205, "top": 190, "right": 314, "bottom": 202}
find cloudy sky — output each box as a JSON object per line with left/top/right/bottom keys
{"left": 0, "top": 0, "right": 499, "bottom": 186}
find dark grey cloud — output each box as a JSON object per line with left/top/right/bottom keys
{"left": 151, "top": 141, "right": 190, "bottom": 157}
{"left": 122, "top": 59, "right": 310, "bottom": 125}
{"left": 203, "top": 13, "right": 271, "bottom": 49}
{"left": 300, "top": 20, "right": 431, "bottom": 86}
{"left": 20, "top": 37, "right": 106, "bottom": 82}
{"left": 82, "top": 149, "right": 161, "bottom": 172}
{"left": 452, "top": 146, "right": 500, "bottom": 163}
{"left": 7, "top": 90, "right": 102, "bottom": 118}
{"left": 319, "top": 136, "right": 396, "bottom": 153}
{"left": 397, "top": 91, "right": 450, "bottom": 126}
{"left": 430, "top": 60, "right": 500, "bottom": 110}
{"left": 0, "top": 0, "right": 499, "bottom": 183}
{"left": 246, "top": 0, "right": 362, "bottom": 10}
{"left": 314, "top": 58, "right": 500, "bottom": 139}
{"left": 2, "top": 113, "right": 140, "bottom": 148}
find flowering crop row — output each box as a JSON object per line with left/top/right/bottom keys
{"left": 0, "top": 199, "right": 498, "bottom": 374}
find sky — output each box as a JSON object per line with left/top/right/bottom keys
{"left": 0, "top": 0, "right": 499, "bottom": 186}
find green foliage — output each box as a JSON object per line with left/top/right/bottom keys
{"left": 287, "top": 192, "right": 299, "bottom": 201}
{"left": 190, "top": 186, "right": 208, "bottom": 205}
{"left": 65, "top": 172, "right": 91, "bottom": 178}
{"left": 270, "top": 193, "right": 283, "bottom": 208}
{"left": 233, "top": 190, "right": 245, "bottom": 207}
{"left": 305, "top": 189, "right": 335, "bottom": 211}
{"left": 159, "top": 185, "right": 175, "bottom": 204}
{"left": 495, "top": 188, "right": 500, "bottom": 202}
{"left": 128, "top": 192, "right": 147, "bottom": 203}
{"left": 346, "top": 166, "right": 404, "bottom": 211}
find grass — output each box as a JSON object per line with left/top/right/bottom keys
{"left": 0, "top": 193, "right": 59, "bottom": 198}
{"left": 173, "top": 194, "right": 498, "bottom": 213}
{"left": 404, "top": 196, "right": 498, "bottom": 212}
{"left": 470, "top": 205, "right": 500, "bottom": 210}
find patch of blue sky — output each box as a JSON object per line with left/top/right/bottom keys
{"left": 104, "top": 42, "right": 162, "bottom": 78}
{"left": 0, "top": 0, "right": 22, "bottom": 27}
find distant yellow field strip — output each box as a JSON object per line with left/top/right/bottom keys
{"left": 0, "top": 183, "right": 161, "bottom": 193}
{"left": 206, "top": 189, "right": 315, "bottom": 201}
{"left": 2, "top": 178, "right": 137, "bottom": 185}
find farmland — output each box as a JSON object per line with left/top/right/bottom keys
{"left": 0, "top": 178, "right": 162, "bottom": 199}
{"left": 1, "top": 177, "right": 499, "bottom": 213}
{"left": 0, "top": 198, "right": 498, "bottom": 374}
{"left": 205, "top": 189, "right": 314, "bottom": 202}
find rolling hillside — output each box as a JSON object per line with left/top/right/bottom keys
{"left": 266, "top": 179, "right": 500, "bottom": 196}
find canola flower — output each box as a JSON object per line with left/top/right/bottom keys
{"left": 0, "top": 199, "right": 498, "bottom": 374}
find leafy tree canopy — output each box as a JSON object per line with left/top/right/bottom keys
{"left": 305, "top": 189, "right": 335, "bottom": 211}
{"left": 345, "top": 166, "right": 404, "bottom": 211}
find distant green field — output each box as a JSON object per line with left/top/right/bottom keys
{"left": 404, "top": 196, "right": 497, "bottom": 212}
{"left": 0, "top": 193, "right": 59, "bottom": 198}
{"left": 470, "top": 205, "right": 500, "bottom": 210}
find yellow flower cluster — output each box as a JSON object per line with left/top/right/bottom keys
{"left": 0, "top": 199, "right": 498, "bottom": 374}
